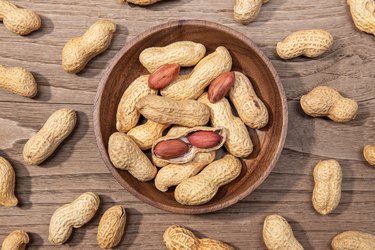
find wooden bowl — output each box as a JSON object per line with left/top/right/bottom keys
{"left": 94, "top": 20, "right": 288, "bottom": 214}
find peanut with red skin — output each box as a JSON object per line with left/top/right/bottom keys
{"left": 148, "top": 64, "right": 180, "bottom": 90}
{"left": 154, "top": 139, "right": 189, "bottom": 159}
{"left": 187, "top": 130, "right": 223, "bottom": 149}
{"left": 208, "top": 71, "right": 235, "bottom": 103}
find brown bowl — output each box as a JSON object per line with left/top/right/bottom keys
{"left": 94, "top": 20, "right": 288, "bottom": 214}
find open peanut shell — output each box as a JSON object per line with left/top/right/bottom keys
{"left": 151, "top": 126, "right": 227, "bottom": 164}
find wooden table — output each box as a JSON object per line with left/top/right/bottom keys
{"left": 0, "top": 0, "right": 374, "bottom": 249}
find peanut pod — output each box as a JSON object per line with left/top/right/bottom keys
{"left": 139, "top": 41, "right": 206, "bottom": 73}
{"left": 97, "top": 205, "right": 126, "bottom": 249}
{"left": 347, "top": 0, "right": 375, "bottom": 36}
{"left": 229, "top": 71, "right": 269, "bottom": 129}
{"left": 49, "top": 192, "right": 100, "bottom": 245}
{"left": 363, "top": 145, "right": 375, "bottom": 166}
{"left": 300, "top": 86, "right": 358, "bottom": 123}
{"left": 263, "top": 214, "right": 304, "bottom": 250}
{"left": 0, "top": 0, "right": 41, "bottom": 35}
{"left": 234, "top": 0, "right": 269, "bottom": 24}
{"left": 127, "top": 120, "right": 170, "bottom": 150}
{"left": 23, "top": 108, "right": 77, "bottom": 166}
{"left": 136, "top": 95, "right": 210, "bottom": 127}
{"left": 161, "top": 46, "right": 232, "bottom": 100}
{"left": 198, "top": 93, "right": 253, "bottom": 158}
{"left": 175, "top": 154, "right": 242, "bottom": 205}
{"left": 312, "top": 159, "right": 342, "bottom": 215}
{"left": 62, "top": 19, "right": 116, "bottom": 73}
{"left": 127, "top": 0, "right": 164, "bottom": 6}
{"left": 155, "top": 151, "right": 216, "bottom": 192}
{"left": 116, "top": 75, "right": 157, "bottom": 132}
{"left": 164, "top": 225, "right": 233, "bottom": 250}
{"left": 0, "top": 65, "right": 38, "bottom": 98}
{"left": 0, "top": 157, "right": 17, "bottom": 207}
{"left": 1, "top": 230, "right": 29, "bottom": 250}
{"left": 276, "top": 29, "right": 333, "bottom": 59}
{"left": 108, "top": 132, "right": 157, "bottom": 182}
{"left": 152, "top": 126, "right": 226, "bottom": 164}
{"left": 331, "top": 230, "right": 375, "bottom": 250}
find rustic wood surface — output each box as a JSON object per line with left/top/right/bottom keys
{"left": 0, "top": 0, "right": 374, "bottom": 249}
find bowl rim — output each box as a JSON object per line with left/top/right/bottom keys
{"left": 94, "top": 20, "right": 288, "bottom": 214}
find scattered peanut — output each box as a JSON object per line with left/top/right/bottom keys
{"left": 148, "top": 63, "right": 180, "bottom": 90}
{"left": 164, "top": 225, "right": 234, "bottom": 250}
{"left": 127, "top": 120, "right": 169, "bottom": 150}
{"left": 198, "top": 93, "right": 253, "bottom": 158}
{"left": 363, "top": 145, "right": 375, "bottom": 166}
{"left": 331, "top": 230, "right": 375, "bottom": 250}
{"left": 127, "top": 0, "right": 163, "bottom": 6}
{"left": 1, "top": 230, "right": 29, "bottom": 250}
{"left": 0, "top": 65, "right": 37, "bottom": 98}
{"left": 155, "top": 151, "right": 215, "bottom": 192}
{"left": 347, "top": 0, "right": 375, "bottom": 36}
{"left": 136, "top": 95, "right": 210, "bottom": 127}
{"left": 234, "top": 0, "right": 269, "bottom": 24}
{"left": 175, "top": 154, "right": 242, "bottom": 205}
{"left": 116, "top": 75, "right": 157, "bottom": 132}
{"left": 208, "top": 71, "right": 235, "bottom": 103}
{"left": 312, "top": 159, "right": 342, "bottom": 215}
{"left": 49, "top": 192, "right": 100, "bottom": 245}
{"left": 139, "top": 41, "right": 206, "bottom": 73}
{"left": 300, "top": 86, "right": 358, "bottom": 123}
{"left": 23, "top": 108, "right": 77, "bottom": 166}
{"left": 108, "top": 132, "right": 157, "bottom": 182}
{"left": 0, "top": 157, "right": 17, "bottom": 207}
{"left": 161, "top": 46, "right": 232, "bottom": 100}
{"left": 276, "top": 29, "right": 333, "bottom": 59}
{"left": 0, "top": 0, "right": 41, "bottom": 35}
{"left": 97, "top": 205, "right": 126, "bottom": 249}
{"left": 263, "top": 214, "right": 303, "bottom": 250}
{"left": 62, "top": 19, "right": 116, "bottom": 73}
{"left": 229, "top": 71, "right": 269, "bottom": 129}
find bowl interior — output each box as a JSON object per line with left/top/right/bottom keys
{"left": 94, "top": 20, "right": 287, "bottom": 214}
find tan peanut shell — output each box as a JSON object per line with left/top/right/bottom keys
{"left": 0, "top": 0, "right": 41, "bottom": 35}
{"left": 97, "top": 205, "right": 126, "bottom": 249}
{"left": 152, "top": 126, "right": 226, "bottom": 164}
{"left": 1, "top": 230, "right": 29, "bottom": 250}
{"left": 136, "top": 95, "right": 210, "bottom": 127}
{"left": 62, "top": 19, "right": 116, "bottom": 73}
{"left": 0, "top": 157, "right": 17, "bottom": 207}
{"left": 23, "top": 108, "right": 77, "bottom": 166}
{"left": 175, "top": 154, "right": 242, "bottom": 205}
{"left": 312, "top": 159, "right": 342, "bottom": 215}
{"left": 108, "top": 132, "right": 157, "bottom": 182}
{"left": 164, "top": 225, "right": 234, "bottom": 250}
{"left": 347, "top": 0, "right": 375, "bottom": 36}
{"left": 198, "top": 93, "right": 253, "bottom": 158}
{"left": 0, "top": 65, "right": 37, "bottom": 97}
{"left": 331, "top": 230, "right": 375, "bottom": 250}
{"left": 152, "top": 126, "right": 191, "bottom": 167}
{"left": 49, "top": 192, "right": 100, "bottom": 245}
{"left": 127, "top": 0, "right": 163, "bottom": 6}
{"left": 363, "top": 145, "right": 375, "bottom": 166}
{"left": 161, "top": 46, "right": 232, "bottom": 100}
{"left": 276, "top": 29, "right": 333, "bottom": 59}
{"left": 155, "top": 151, "right": 216, "bottom": 192}
{"left": 263, "top": 214, "right": 304, "bottom": 250}
{"left": 300, "top": 86, "right": 358, "bottom": 123}
{"left": 229, "top": 71, "right": 269, "bottom": 129}
{"left": 128, "top": 120, "right": 169, "bottom": 150}
{"left": 234, "top": 0, "right": 269, "bottom": 24}
{"left": 116, "top": 75, "right": 157, "bottom": 132}
{"left": 139, "top": 41, "right": 206, "bottom": 72}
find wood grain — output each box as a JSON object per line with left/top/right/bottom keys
{"left": 0, "top": 0, "right": 374, "bottom": 249}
